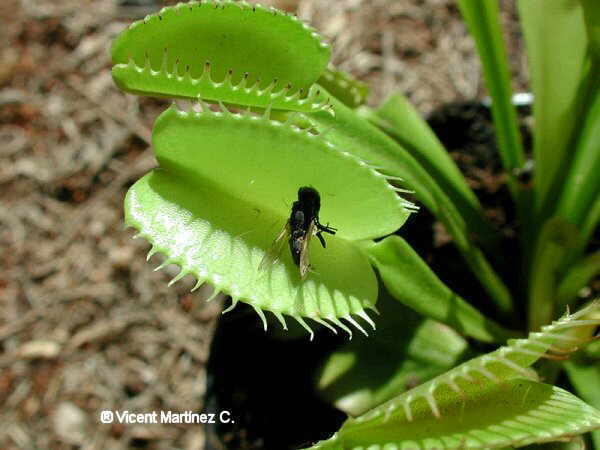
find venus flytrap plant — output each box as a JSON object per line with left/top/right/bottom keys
{"left": 111, "top": 0, "right": 600, "bottom": 448}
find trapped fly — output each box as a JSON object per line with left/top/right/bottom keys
{"left": 259, "top": 186, "right": 337, "bottom": 279}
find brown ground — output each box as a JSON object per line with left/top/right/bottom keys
{"left": 0, "top": 0, "right": 527, "bottom": 448}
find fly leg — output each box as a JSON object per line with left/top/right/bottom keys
{"left": 314, "top": 219, "right": 337, "bottom": 248}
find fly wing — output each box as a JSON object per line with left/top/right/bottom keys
{"left": 299, "top": 220, "right": 316, "bottom": 279}
{"left": 258, "top": 220, "right": 290, "bottom": 272}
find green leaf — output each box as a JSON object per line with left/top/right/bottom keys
{"left": 528, "top": 218, "right": 580, "bottom": 331}
{"left": 580, "top": 0, "right": 600, "bottom": 58}
{"left": 125, "top": 104, "right": 414, "bottom": 337}
{"left": 317, "top": 290, "right": 468, "bottom": 417}
{"left": 457, "top": 0, "right": 525, "bottom": 201}
{"left": 366, "top": 236, "right": 517, "bottom": 343}
{"left": 309, "top": 302, "right": 600, "bottom": 449}
{"left": 517, "top": 0, "right": 589, "bottom": 213}
{"left": 555, "top": 77, "right": 600, "bottom": 228}
{"left": 111, "top": 0, "right": 331, "bottom": 112}
{"left": 575, "top": 196, "right": 600, "bottom": 262}
{"left": 312, "top": 93, "right": 514, "bottom": 315}
{"left": 556, "top": 252, "right": 600, "bottom": 309}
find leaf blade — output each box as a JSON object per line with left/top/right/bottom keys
{"left": 366, "top": 236, "right": 517, "bottom": 343}
{"left": 457, "top": 0, "right": 525, "bottom": 201}
{"left": 517, "top": 0, "right": 588, "bottom": 212}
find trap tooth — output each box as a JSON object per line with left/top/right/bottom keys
{"left": 328, "top": 317, "right": 353, "bottom": 339}
{"left": 194, "top": 97, "right": 209, "bottom": 113}
{"left": 496, "top": 355, "right": 535, "bottom": 378}
{"left": 222, "top": 297, "right": 238, "bottom": 314}
{"left": 444, "top": 378, "right": 463, "bottom": 395}
{"left": 265, "top": 77, "right": 279, "bottom": 93}
{"left": 472, "top": 363, "right": 498, "bottom": 382}
{"left": 382, "top": 404, "right": 396, "bottom": 423}
{"left": 262, "top": 101, "right": 273, "bottom": 120}
{"left": 425, "top": 391, "right": 441, "bottom": 418}
{"left": 459, "top": 366, "right": 475, "bottom": 382}
{"left": 238, "top": 72, "right": 249, "bottom": 90}
{"left": 392, "top": 186, "right": 414, "bottom": 194}
{"left": 190, "top": 278, "right": 204, "bottom": 292}
{"left": 217, "top": 101, "right": 232, "bottom": 116}
{"left": 154, "top": 259, "right": 172, "bottom": 271}
{"left": 356, "top": 309, "right": 376, "bottom": 330}
{"left": 252, "top": 305, "right": 268, "bottom": 331}
{"left": 223, "top": 68, "right": 233, "bottom": 84}
{"left": 168, "top": 269, "right": 187, "bottom": 286}
{"left": 403, "top": 396, "right": 414, "bottom": 421}
{"left": 401, "top": 199, "right": 419, "bottom": 212}
{"left": 146, "top": 246, "right": 158, "bottom": 261}
{"left": 344, "top": 314, "right": 369, "bottom": 337}
{"left": 312, "top": 317, "right": 338, "bottom": 334}
{"left": 200, "top": 61, "right": 212, "bottom": 83}
{"left": 385, "top": 175, "right": 404, "bottom": 182}
{"left": 294, "top": 316, "right": 315, "bottom": 341}
{"left": 205, "top": 286, "right": 221, "bottom": 302}
{"left": 273, "top": 311, "right": 288, "bottom": 330}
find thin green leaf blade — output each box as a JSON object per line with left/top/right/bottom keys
{"left": 555, "top": 79, "right": 600, "bottom": 228}
{"left": 528, "top": 218, "right": 580, "bottom": 330}
{"left": 366, "top": 236, "right": 517, "bottom": 343}
{"left": 581, "top": 0, "right": 600, "bottom": 58}
{"left": 457, "top": 0, "right": 525, "bottom": 199}
{"left": 556, "top": 252, "right": 600, "bottom": 308}
{"left": 517, "top": 0, "right": 588, "bottom": 212}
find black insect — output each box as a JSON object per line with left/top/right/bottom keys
{"left": 259, "top": 186, "right": 337, "bottom": 279}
